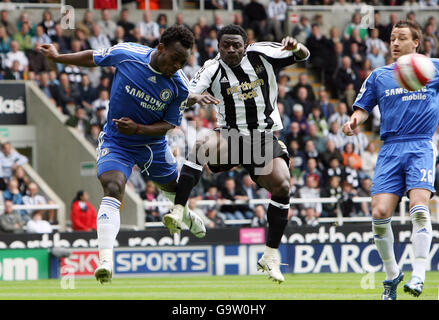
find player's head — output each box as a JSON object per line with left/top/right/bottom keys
{"left": 390, "top": 20, "right": 422, "bottom": 59}
{"left": 217, "top": 24, "right": 248, "bottom": 67}
{"left": 155, "top": 25, "right": 194, "bottom": 78}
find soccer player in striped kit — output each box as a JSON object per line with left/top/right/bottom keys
{"left": 343, "top": 20, "right": 439, "bottom": 299}
{"left": 163, "top": 24, "right": 310, "bottom": 283}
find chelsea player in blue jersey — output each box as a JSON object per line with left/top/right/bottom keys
{"left": 41, "top": 25, "right": 219, "bottom": 284}
{"left": 343, "top": 20, "right": 439, "bottom": 299}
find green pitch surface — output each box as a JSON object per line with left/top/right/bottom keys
{"left": 1, "top": 272, "right": 439, "bottom": 300}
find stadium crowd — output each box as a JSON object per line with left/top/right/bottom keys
{"left": 1, "top": 1, "right": 439, "bottom": 231}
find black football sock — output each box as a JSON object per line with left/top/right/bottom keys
{"left": 266, "top": 196, "right": 290, "bottom": 249}
{"left": 174, "top": 161, "right": 203, "bottom": 207}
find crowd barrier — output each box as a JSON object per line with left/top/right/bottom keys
{"left": 143, "top": 196, "right": 439, "bottom": 228}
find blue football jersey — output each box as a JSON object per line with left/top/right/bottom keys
{"left": 93, "top": 42, "right": 189, "bottom": 146}
{"left": 353, "top": 58, "right": 439, "bottom": 141}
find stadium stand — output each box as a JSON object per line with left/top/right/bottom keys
{"left": 0, "top": 1, "right": 439, "bottom": 234}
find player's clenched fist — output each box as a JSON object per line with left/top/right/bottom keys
{"left": 281, "top": 36, "right": 299, "bottom": 51}
{"left": 40, "top": 44, "right": 59, "bottom": 60}
{"left": 342, "top": 118, "right": 358, "bottom": 136}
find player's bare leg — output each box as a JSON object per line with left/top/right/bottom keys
{"left": 159, "top": 179, "right": 206, "bottom": 238}
{"left": 404, "top": 188, "right": 432, "bottom": 297}
{"left": 371, "top": 193, "right": 404, "bottom": 300}
{"left": 94, "top": 170, "right": 125, "bottom": 284}
{"left": 255, "top": 157, "right": 291, "bottom": 284}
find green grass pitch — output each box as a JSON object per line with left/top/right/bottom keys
{"left": 1, "top": 272, "right": 438, "bottom": 300}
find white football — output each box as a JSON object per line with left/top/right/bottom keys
{"left": 394, "top": 53, "right": 435, "bottom": 91}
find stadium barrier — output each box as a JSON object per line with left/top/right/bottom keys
{"left": 143, "top": 196, "right": 439, "bottom": 228}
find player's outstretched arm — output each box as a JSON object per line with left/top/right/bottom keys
{"left": 187, "top": 92, "right": 220, "bottom": 108}
{"left": 342, "top": 109, "right": 369, "bottom": 136}
{"left": 113, "top": 117, "right": 175, "bottom": 136}
{"left": 281, "top": 36, "right": 310, "bottom": 61}
{"left": 40, "top": 44, "right": 96, "bottom": 67}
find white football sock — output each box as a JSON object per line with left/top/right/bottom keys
{"left": 372, "top": 217, "right": 400, "bottom": 280}
{"left": 409, "top": 205, "right": 433, "bottom": 282}
{"left": 97, "top": 197, "right": 121, "bottom": 263}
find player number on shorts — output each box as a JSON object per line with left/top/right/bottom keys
{"left": 420, "top": 169, "right": 433, "bottom": 184}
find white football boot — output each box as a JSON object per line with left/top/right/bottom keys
{"left": 257, "top": 248, "right": 285, "bottom": 284}
{"left": 182, "top": 209, "right": 206, "bottom": 238}
{"left": 162, "top": 204, "right": 184, "bottom": 235}
{"left": 94, "top": 249, "right": 113, "bottom": 284}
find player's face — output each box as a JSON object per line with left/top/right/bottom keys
{"left": 157, "top": 42, "right": 191, "bottom": 78}
{"left": 219, "top": 34, "right": 246, "bottom": 67}
{"left": 390, "top": 27, "right": 419, "bottom": 59}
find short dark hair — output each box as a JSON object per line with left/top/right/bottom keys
{"left": 160, "top": 25, "right": 194, "bottom": 49}
{"left": 217, "top": 24, "right": 248, "bottom": 45}
{"left": 393, "top": 20, "right": 422, "bottom": 51}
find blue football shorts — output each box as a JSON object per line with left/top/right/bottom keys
{"left": 372, "top": 137, "right": 437, "bottom": 197}
{"left": 96, "top": 133, "right": 178, "bottom": 185}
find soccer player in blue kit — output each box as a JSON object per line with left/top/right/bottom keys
{"left": 343, "top": 20, "right": 439, "bottom": 299}
{"left": 41, "top": 25, "right": 219, "bottom": 284}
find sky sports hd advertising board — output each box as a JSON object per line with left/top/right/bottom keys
{"left": 56, "top": 243, "right": 439, "bottom": 278}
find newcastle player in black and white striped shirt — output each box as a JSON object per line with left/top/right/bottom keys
{"left": 163, "top": 25, "right": 310, "bottom": 283}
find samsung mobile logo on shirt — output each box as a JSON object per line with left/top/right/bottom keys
{"left": 125, "top": 85, "right": 166, "bottom": 111}
{"left": 385, "top": 87, "right": 427, "bottom": 97}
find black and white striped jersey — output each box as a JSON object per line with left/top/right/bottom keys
{"left": 189, "top": 42, "right": 310, "bottom": 135}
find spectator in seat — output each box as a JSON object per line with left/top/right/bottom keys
{"left": 0, "top": 10, "right": 17, "bottom": 37}
{"left": 220, "top": 177, "right": 252, "bottom": 220}
{"left": 334, "top": 56, "right": 362, "bottom": 97}
{"left": 27, "top": 41, "right": 50, "bottom": 74}
{"left": 299, "top": 175, "right": 321, "bottom": 226}
{"left": 320, "top": 139, "right": 343, "bottom": 170}
{"left": 316, "top": 89, "right": 335, "bottom": 122}
{"left": 251, "top": 204, "right": 267, "bottom": 227}
{"left": 0, "top": 26, "right": 11, "bottom": 55}
{"left": 12, "top": 165, "right": 29, "bottom": 195}
{"left": 328, "top": 102, "right": 350, "bottom": 129}
{"left": 367, "top": 45, "right": 386, "bottom": 69}
{"left": 0, "top": 142, "right": 28, "bottom": 179}
{"left": 3, "top": 178, "right": 27, "bottom": 221}
{"left": 137, "top": 10, "right": 160, "bottom": 47}
{"left": 111, "top": 26, "right": 127, "bottom": 46}
{"left": 266, "top": 0, "right": 287, "bottom": 42}
{"left": 39, "top": 10, "right": 56, "bottom": 38}
{"left": 56, "top": 72, "right": 81, "bottom": 115}
{"left": 4, "top": 40, "right": 28, "bottom": 72}
{"left": 242, "top": 0, "right": 268, "bottom": 41}
{"left": 76, "top": 10, "right": 94, "bottom": 39}
{"left": 205, "top": 205, "right": 226, "bottom": 228}
{"left": 290, "top": 73, "right": 316, "bottom": 104}
{"left": 79, "top": 74, "right": 98, "bottom": 115}
{"left": 0, "top": 200, "right": 24, "bottom": 233}
{"left": 26, "top": 211, "right": 53, "bottom": 234}
{"left": 51, "top": 23, "right": 71, "bottom": 54}
{"left": 156, "top": 13, "right": 168, "bottom": 34}
{"left": 86, "top": 123, "right": 101, "bottom": 148}
{"left": 70, "top": 190, "right": 97, "bottom": 231}
{"left": 292, "top": 15, "right": 311, "bottom": 44}
{"left": 306, "top": 24, "right": 333, "bottom": 82}
{"left": 89, "top": 23, "right": 111, "bottom": 50}
{"left": 22, "top": 182, "right": 47, "bottom": 221}
{"left": 321, "top": 175, "right": 342, "bottom": 217}
{"left": 31, "top": 25, "right": 51, "bottom": 46}
{"left": 342, "top": 142, "right": 362, "bottom": 171}
{"left": 13, "top": 22, "right": 32, "bottom": 52}
{"left": 97, "top": 9, "right": 117, "bottom": 40}
{"left": 92, "top": 89, "right": 110, "bottom": 116}
{"left": 65, "top": 107, "right": 91, "bottom": 137}
{"left": 142, "top": 181, "right": 161, "bottom": 222}
{"left": 323, "top": 156, "right": 345, "bottom": 185}
{"left": 340, "top": 181, "right": 357, "bottom": 217}
{"left": 4, "top": 60, "right": 23, "bottom": 80}
{"left": 38, "top": 71, "right": 58, "bottom": 106}
{"left": 361, "top": 141, "right": 378, "bottom": 178}
{"left": 307, "top": 105, "right": 328, "bottom": 138}
{"left": 290, "top": 103, "right": 309, "bottom": 136}
{"left": 303, "top": 122, "right": 326, "bottom": 153}
{"left": 357, "top": 177, "right": 372, "bottom": 216}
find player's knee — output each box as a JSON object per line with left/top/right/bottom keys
{"left": 371, "top": 207, "right": 391, "bottom": 220}
{"left": 104, "top": 180, "right": 124, "bottom": 199}
{"left": 271, "top": 180, "right": 290, "bottom": 197}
